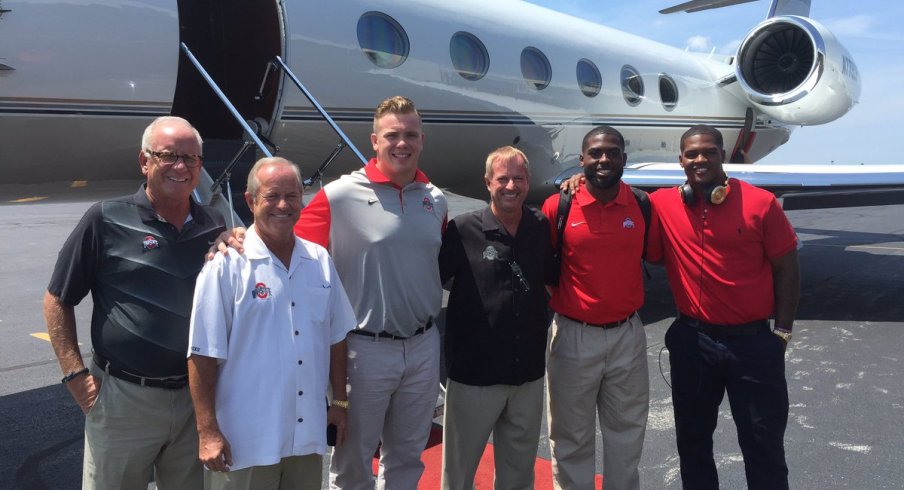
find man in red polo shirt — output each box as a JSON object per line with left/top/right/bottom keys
{"left": 646, "top": 125, "right": 799, "bottom": 490}
{"left": 542, "top": 126, "right": 650, "bottom": 490}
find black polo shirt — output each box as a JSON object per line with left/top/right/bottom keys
{"left": 439, "top": 205, "right": 552, "bottom": 386}
{"left": 48, "top": 185, "right": 226, "bottom": 377}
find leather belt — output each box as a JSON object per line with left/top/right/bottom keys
{"left": 93, "top": 352, "right": 188, "bottom": 390}
{"left": 677, "top": 313, "right": 770, "bottom": 336}
{"left": 350, "top": 318, "right": 434, "bottom": 340}
{"left": 561, "top": 312, "right": 634, "bottom": 330}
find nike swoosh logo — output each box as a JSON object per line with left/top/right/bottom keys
{"left": 570, "top": 221, "right": 586, "bottom": 227}
{"left": 368, "top": 199, "right": 378, "bottom": 205}
{"left": 208, "top": 240, "right": 217, "bottom": 245}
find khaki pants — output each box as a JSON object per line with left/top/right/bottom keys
{"left": 83, "top": 366, "right": 201, "bottom": 490}
{"left": 441, "top": 378, "right": 544, "bottom": 490}
{"left": 546, "top": 313, "right": 649, "bottom": 490}
{"left": 204, "top": 454, "right": 322, "bottom": 490}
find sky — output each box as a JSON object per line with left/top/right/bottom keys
{"left": 526, "top": 0, "right": 904, "bottom": 165}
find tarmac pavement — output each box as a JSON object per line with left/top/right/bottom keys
{"left": 1, "top": 181, "right": 902, "bottom": 489}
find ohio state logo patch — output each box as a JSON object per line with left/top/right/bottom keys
{"left": 623, "top": 217, "right": 636, "bottom": 229}
{"left": 422, "top": 196, "right": 434, "bottom": 212}
{"left": 252, "top": 282, "right": 271, "bottom": 299}
{"left": 142, "top": 235, "right": 159, "bottom": 252}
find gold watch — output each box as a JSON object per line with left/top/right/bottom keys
{"left": 773, "top": 328, "right": 793, "bottom": 344}
{"left": 330, "top": 399, "right": 349, "bottom": 409}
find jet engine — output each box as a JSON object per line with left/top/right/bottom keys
{"left": 735, "top": 16, "right": 861, "bottom": 126}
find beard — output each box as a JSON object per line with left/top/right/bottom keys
{"left": 584, "top": 164, "right": 623, "bottom": 191}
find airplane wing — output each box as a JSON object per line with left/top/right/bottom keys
{"left": 553, "top": 163, "right": 904, "bottom": 210}
{"left": 659, "top": 0, "right": 758, "bottom": 14}
{"left": 659, "top": 0, "right": 810, "bottom": 17}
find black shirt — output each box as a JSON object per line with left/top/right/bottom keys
{"left": 48, "top": 185, "right": 226, "bottom": 377}
{"left": 439, "top": 205, "right": 552, "bottom": 386}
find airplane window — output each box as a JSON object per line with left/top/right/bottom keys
{"left": 357, "top": 12, "right": 409, "bottom": 69}
{"left": 621, "top": 65, "right": 644, "bottom": 106}
{"left": 576, "top": 59, "right": 601, "bottom": 97}
{"left": 659, "top": 74, "right": 678, "bottom": 110}
{"left": 450, "top": 32, "right": 489, "bottom": 81}
{"left": 521, "top": 47, "right": 551, "bottom": 90}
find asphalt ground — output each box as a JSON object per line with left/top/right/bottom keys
{"left": 1, "top": 181, "right": 902, "bottom": 489}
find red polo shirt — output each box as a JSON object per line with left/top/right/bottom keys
{"left": 646, "top": 178, "right": 797, "bottom": 325}
{"left": 542, "top": 181, "right": 645, "bottom": 324}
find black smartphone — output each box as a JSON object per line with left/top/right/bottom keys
{"left": 326, "top": 423, "right": 337, "bottom": 446}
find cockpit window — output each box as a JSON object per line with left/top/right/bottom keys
{"left": 357, "top": 12, "right": 409, "bottom": 69}
{"left": 521, "top": 47, "right": 552, "bottom": 90}
{"left": 450, "top": 31, "right": 489, "bottom": 81}
{"left": 621, "top": 65, "right": 644, "bottom": 106}
{"left": 576, "top": 59, "right": 601, "bottom": 97}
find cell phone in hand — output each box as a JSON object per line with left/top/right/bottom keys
{"left": 327, "top": 423, "right": 337, "bottom": 446}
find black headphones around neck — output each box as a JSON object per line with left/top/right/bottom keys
{"left": 678, "top": 178, "right": 730, "bottom": 205}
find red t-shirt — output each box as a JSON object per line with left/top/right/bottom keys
{"left": 646, "top": 178, "right": 798, "bottom": 325}
{"left": 542, "top": 181, "right": 645, "bottom": 323}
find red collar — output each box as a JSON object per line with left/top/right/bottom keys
{"left": 575, "top": 181, "right": 630, "bottom": 207}
{"left": 364, "top": 158, "right": 430, "bottom": 188}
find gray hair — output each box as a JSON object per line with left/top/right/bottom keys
{"left": 246, "top": 157, "right": 303, "bottom": 198}
{"left": 140, "top": 116, "right": 203, "bottom": 150}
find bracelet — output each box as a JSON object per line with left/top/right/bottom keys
{"left": 330, "top": 399, "right": 349, "bottom": 409}
{"left": 61, "top": 367, "right": 90, "bottom": 384}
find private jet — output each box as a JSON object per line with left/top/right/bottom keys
{"left": 2, "top": 0, "right": 902, "bottom": 214}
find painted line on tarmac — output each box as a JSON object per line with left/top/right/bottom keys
{"left": 0, "top": 357, "right": 63, "bottom": 373}
{"left": 8, "top": 196, "right": 47, "bottom": 203}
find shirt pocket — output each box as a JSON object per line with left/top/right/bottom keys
{"left": 301, "top": 286, "right": 331, "bottom": 326}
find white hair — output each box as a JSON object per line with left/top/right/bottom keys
{"left": 140, "top": 116, "right": 203, "bottom": 150}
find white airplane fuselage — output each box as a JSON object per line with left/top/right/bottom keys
{"left": 0, "top": 0, "right": 861, "bottom": 201}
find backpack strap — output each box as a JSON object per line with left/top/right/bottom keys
{"left": 630, "top": 187, "right": 651, "bottom": 259}
{"left": 548, "top": 188, "right": 573, "bottom": 286}
{"left": 555, "top": 187, "right": 573, "bottom": 258}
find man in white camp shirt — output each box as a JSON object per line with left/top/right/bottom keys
{"left": 188, "top": 157, "right": 356, "bottom": 490}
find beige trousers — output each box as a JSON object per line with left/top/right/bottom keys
{"left": 441, "top": 378, "right": 544, "bottom": 490}
{"left": 83, "top": 365, "right": 201, "bottom": 490}
{"left": 204, "top": 454, "right": 322, "bottom": 490}
{"left": 546, "top": 313, "right": 649, "bottom": 490}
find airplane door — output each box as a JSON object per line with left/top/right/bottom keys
{"left": 171, "top": 0, "right": 285, "bottom": 142}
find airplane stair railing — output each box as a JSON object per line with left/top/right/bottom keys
{"left": 179, "top": 42, "right": 273, "bottom": 228}
{"left": 268, "top": 56, "right": 368, "bottom": 187}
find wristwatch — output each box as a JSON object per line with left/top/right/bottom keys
{"left": 773, "top": 328, "right": 793, "bottom": 344}
{"left": 330, "top": 399, "right": 349, "bottom": 409}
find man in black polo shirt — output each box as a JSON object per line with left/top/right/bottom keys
{"left": 43, "top": 116, "right": 226, "bottom": 489}
{"left": 438, "top": 146, "right": 552, "bottom": 490}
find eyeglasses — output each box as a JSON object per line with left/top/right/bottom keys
{"left": 145, "top": 150, "right": 203, "bottom": 168}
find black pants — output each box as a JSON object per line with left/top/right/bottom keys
{"left": 665, "top": 318, "right": 790, "bottom": 490}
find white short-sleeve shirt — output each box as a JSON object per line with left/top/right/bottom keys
{"left": 188, "top": 225, "right": 356, "bottom": 471}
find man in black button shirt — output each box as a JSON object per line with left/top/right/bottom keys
{"left": 43, "top": 116, "right": 225, "bottom": 489}
{"left": 438, "top": 146, "right": 552, "bottom": 490}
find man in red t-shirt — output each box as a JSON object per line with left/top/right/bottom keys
{"left": 542, "top": 126, "right": 650, "bottom": 490}
{"left": 646, "top": 125, "right": 800, "bottom": 490}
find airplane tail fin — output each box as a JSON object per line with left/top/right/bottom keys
{"left": 660, "top": 0, "right": 810, "bottom": 17}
